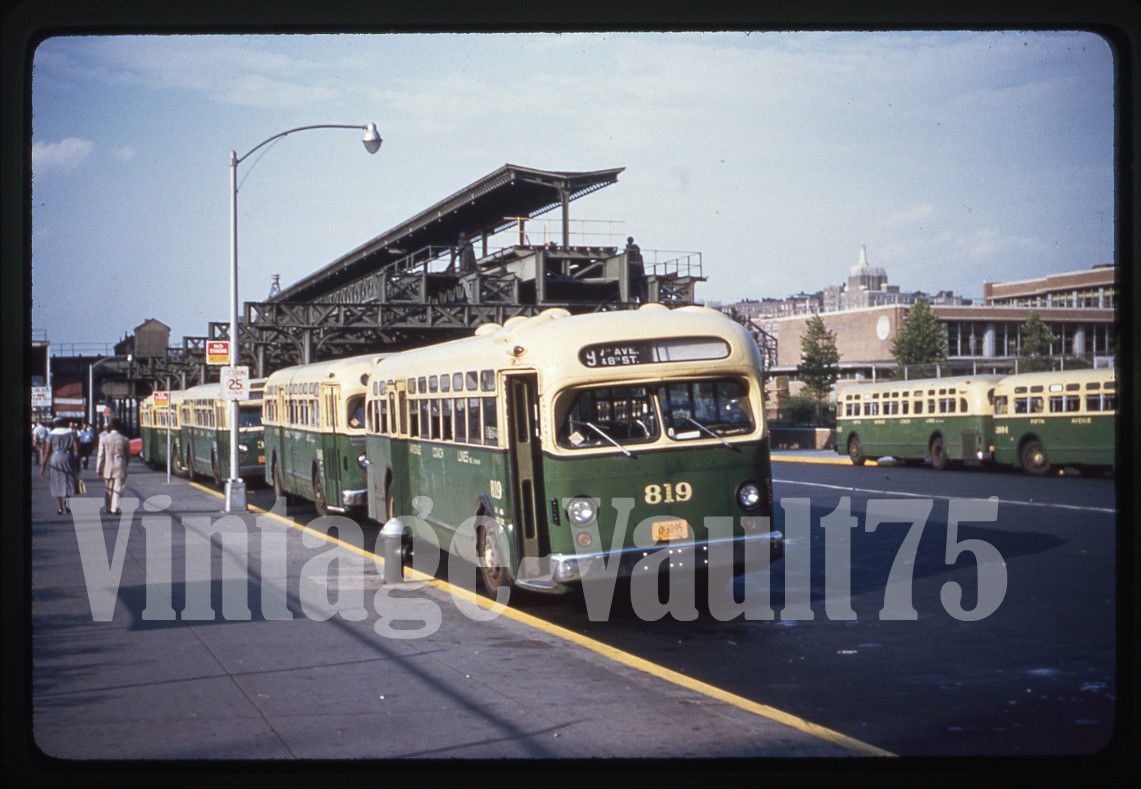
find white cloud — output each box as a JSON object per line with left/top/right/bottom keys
{"left": 31, "top": 137, "right": 93, "bottom": 172}
{"left": 113, "top": 145, "right": 135, "bottom": 161}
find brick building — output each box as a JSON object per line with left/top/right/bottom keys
{"left": 758, "top": 264, "right": 1117, "bottom": 400}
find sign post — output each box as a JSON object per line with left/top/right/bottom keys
{"left": 220, "top": 365, "right": 249, "bottom": 511}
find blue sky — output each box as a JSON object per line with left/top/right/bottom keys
{"left": 30, "top": 31, "right": 1115, "bottom": 347}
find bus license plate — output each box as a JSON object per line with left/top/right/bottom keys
{"left": 652, "top": 519, "right": 688, "bottom": 541}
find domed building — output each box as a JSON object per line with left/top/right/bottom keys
{"left": 847, "top": 244, "right": 888, "bottom": 292}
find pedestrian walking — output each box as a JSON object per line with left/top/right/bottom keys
{"left": 77, "top": 422, "right": 96, "bottom": 469}
{"left": 40, "top": 416, "right": 79, "bottom": 515}
{"left": 33, "top": 419, "right": 49, "bottom": 463}
{"left": 96, "top": 419, "right": 131, "bottom": 515}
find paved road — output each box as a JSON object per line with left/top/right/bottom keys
{"left": 20, "top": 453, "right": 1127, "bottom": 773}
{"left": 27, "top": 462, "right": 864, "bottom": 764}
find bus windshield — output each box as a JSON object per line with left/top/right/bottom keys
{"left": 558, "top": 385, "right": 659, "bottom": 449}
{"left": 346, "top": 396, "right": 366, "bottom": 430}
{"left": 238, "top": 407, "right": 262, "bottom": 428}
{"left": 659, "top": 378, "right": 752, "bottom": 439}
{"left": 557, "top": 378, "right": 754, "bottom": 450}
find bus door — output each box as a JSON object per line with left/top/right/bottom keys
{"left": 320, "top": 382, "right": 341, "bottom": 502}
{"left": 504, "top": 372, "right": 547, "bottom": 569}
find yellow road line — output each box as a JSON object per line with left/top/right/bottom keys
{"left": 187, "top": 480, "right": 894, "bottom": 757}
{"left": 771, "top": 454, "right": 852, "bottom": 465}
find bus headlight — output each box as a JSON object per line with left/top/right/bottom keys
{"left": 238, "top": 444, "right": 248, "bottom": 452}
{"left": 358, "top": 453, "right": 370, "bottom": 469}
{"left": 566, "top": 497, "right": 597, "bottom": 526}
{"left": 737, "top": 481, "right": 761, "bottom": 511}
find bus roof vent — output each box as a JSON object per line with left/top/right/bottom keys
{"left": 637, "top": 303, "right": 669, "bottom": 312}
{"left": 474, "top": 323, "right": 501, "bottom": 336}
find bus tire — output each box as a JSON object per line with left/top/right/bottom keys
{"left": 929, "top": 435, "right": 948, "bottom": 470}
{"left": 272, "top": 457, "right": 285, "bottom": 502}
{"left": 312, "top": 465, "right": 329, "bottom": 517}
{"left": 1021, "top": 439, "right": 1050, "bottom": 476}
{"left": 848, "top": 435, "right": 865, "bottom": 465}
{"left": 476, "top": 519, "right": 510, "bottom": 595}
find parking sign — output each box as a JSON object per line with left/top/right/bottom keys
{"left": 220, "top": 366, "right": 249, "bottom": 400}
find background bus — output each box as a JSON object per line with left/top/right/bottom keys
{"left": 836, "top": 375, "right": 1003, "bottom": 468}
{"left": 139, "top": 392, "right": 179, "bottom": 469}
{"left": 262, "top": 355, "right": 383, "bottom": 515}
{"left": 177, "top": 380, "right": 266, "bottom": 486}
{"left": 364, "top": 305, "right": 782, "bottom": 595}
{"left": 992, "top": 367, "right": 1116, "bottom": 475}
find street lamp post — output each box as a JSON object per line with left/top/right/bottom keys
{"left": 224, "top": 122, "right": 382, "bottom": 513}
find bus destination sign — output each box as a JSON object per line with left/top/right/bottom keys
{"left": 579, "top": 341, "right": 652, "bottom": 368}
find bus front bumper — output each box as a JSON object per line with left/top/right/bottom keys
{"left": 536, "top": 530, "right": 785, "bottom": 587}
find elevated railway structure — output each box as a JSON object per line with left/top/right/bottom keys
{"left": 133, "top": 164, "right": 705, "bottom": 389}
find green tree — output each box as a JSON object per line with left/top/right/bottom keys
{"left": 891, "top": 296, "right": 947, "bottom": 367}
{"left": 797, "top": 314, "right": 840, "bottom": 405}
{"left": 1017, "top": 311, "right": 1058, "bottom": 371}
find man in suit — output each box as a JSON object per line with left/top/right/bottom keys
{"left": 96, "top": 419, "right": 131, "bottom": 514}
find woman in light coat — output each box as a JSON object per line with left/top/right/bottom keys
{"left": 40, "top": 416, "right": 79, "bottom": 515}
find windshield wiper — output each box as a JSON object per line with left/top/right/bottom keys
{"left": 570, "top": 417, "right": 634, "bottom": 458}
{"left": 684, "top": 416, "right": 737, "bottom": 450}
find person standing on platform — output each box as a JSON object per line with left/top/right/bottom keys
{"left": 96, "top": 419, "right": 131, "bottom": 515}
{"left": 40, "top": 417, "right": 79, "bottom": 515}
{"left": 454, "top": 231, "right": 477, "bottom": 275}
{"left": 625, "top": 236, "right": 646, "bottom": 303}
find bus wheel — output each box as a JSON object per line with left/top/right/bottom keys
{"left": 930, "top": 436, "right": 948, "bottom": 470}
{"left": 312, "top": 466, "right": 329, "bottom": 517}
{"left": 476, "top": 521, "right": 510, "bottom": 595}
{"left": 848, "top": 435, "right": 865, "bottom": 465}
{"left": 1021, "top": 440, "right": 1050, "bottom": 476}
{"left": 272, "top": 459, "right": 285, "bottom": 502}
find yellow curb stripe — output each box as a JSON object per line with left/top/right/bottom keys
{"left": 770, "top": 455, "right": 852, "bottom": 465}
{"left": 187, "top": 480, "right": 894, "bottom": 757}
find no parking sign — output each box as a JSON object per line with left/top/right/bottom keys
{"left": 220, "top": 366, "right": 249, "bottom": 400}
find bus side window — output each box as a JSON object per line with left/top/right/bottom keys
{"left": 408, "top": 398, "right": 419, "bottom": 436}
{"left": 927, "top": 399, "right": 935, "bottom": 413}
{"left": 468, "top": 398, "right": 481, "bottom": 440}
{"left": 959, "top": 398, "right": 967, "bottom": 413}
{"left": 914, "top": 400, "right": 923, "bottom": 415}
{"left": 1086, "top": 394, "right": 1101, "bottom": 412}
{"left": 482, "top": 397, "right": 497, "bottom": 445}
{"left": 442, "top": 399, "right": 453, "bottom": 441}
{"left": 901, "top": 400, "right": 909, "bottom": 415}
{"left": 454, "top": 397, "right": 467, "bottom": 442}
{"left": 1030, "top": 397, "right": 1044, "bottom": 414}
{"left": 994, "top": 396, "right": 1008, "bottom": 415}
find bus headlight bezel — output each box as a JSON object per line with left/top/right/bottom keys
{"left": 566, "top": 496, "right": 597, "bottom": 526}
{"left": 737, "top": 481, "right": 762, "bottom": 511}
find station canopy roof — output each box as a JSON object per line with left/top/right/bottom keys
{"left": 271, "top": 163, "right": 624, "bottom": 303}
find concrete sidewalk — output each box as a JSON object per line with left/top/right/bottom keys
{"left": 29, "top": 463, "right": 869, "bottom": 762}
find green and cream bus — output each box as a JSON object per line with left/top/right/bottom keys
{"left": 363, "top": 305, "right": 782, "bottom": 595}
{"left": 991, "top": 367, "right": 1116, "bottom": 475}
{"left": 139, "top": 391, "right": 180, "bottom": 470}
{"left": 836, "top": 375, "right": 1004, "bottom": 468}
{"left": 262, "top": 355, "right": 386, "bottom": 515}
{"left": 177, "top": 379, "right": 266, "bottom": 485}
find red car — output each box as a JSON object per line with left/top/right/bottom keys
{"left": 129, "top": 437, "right": 142, "bottom": 456}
